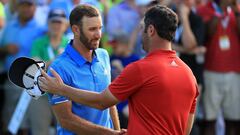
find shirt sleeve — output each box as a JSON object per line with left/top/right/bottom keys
{"left": 109, "top": 62, "right": 143, "bottom": 101}
{"left": 190, "top": 84, "right": 199, "bottom": 113}
{"left": 47, "top": 63, "right": 70, "bottom": 105}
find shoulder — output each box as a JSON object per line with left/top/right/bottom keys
{"left": 62, "top": 36, "right": 69, "bottom": 43}
{"left": 33, "top": 35, "right": 48, "bottom": 46}
{"left": 124, "top": 60, "right": 141, "bottom": 72}
{"left": 95, "top": 48, "right": 109, "bottom": 58}
{"left": 129, "top": 54, "right": 140, "bottom": 61}
{"left": 60, "top": 36, "right": 69, "bottom": 47}
{"left": 3, "top": 19, "right": 17, "bottom": 29}
{"left": 50, "top": 53, "right": 72, "bottom": 69}
{"left": 48, "top": 53, "right": 73, "bottom": 84}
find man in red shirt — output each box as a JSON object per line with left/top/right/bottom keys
{"left": 39, "top": 5, "right": 199, "bottom": 135}
{"left": 197, "top": 0, "right": 240, "bottom": 134}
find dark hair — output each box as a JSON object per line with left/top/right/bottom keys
{"left": 144, "top": 5, "right": 178, "bottom": 41}
{"left": 147, "top": 0, "right": 160, "bottom": 8}
{"left": 69, "top": 4, "right": 99, "bottom": 27}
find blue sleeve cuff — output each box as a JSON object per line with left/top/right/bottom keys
{"left": 48, "top": 93, "right": 69, "bottom": 105}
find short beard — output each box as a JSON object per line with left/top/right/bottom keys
{"left": 79, "top": 28, "right": 92, "bottom": 50}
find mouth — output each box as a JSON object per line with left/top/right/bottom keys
{"left": 91, "top": 39, "right": 100, "bottom": 44}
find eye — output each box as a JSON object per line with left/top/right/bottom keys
{"left": 89, "top": 26, "right": 102, "bottom": 31}
{"left": 89, "top": 27, "right": 96, "bottom": 31}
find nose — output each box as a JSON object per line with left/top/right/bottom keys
{"left": 95, "top": 29, "right": 102, "bottom": 39}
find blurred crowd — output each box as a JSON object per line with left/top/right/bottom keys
{"left": 0, "top": 0, "right": 239, "bottom": 135}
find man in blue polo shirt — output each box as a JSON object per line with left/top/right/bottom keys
{"left": 47, "top": 5, "right": 123, "bottom": 135}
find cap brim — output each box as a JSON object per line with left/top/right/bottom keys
{"left": 8, "top": 57, "right": 36, "bottom": 88}
{"left": 48, "top": 17, "right": 66, "bottom": 23}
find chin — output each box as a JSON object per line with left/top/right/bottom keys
{"left": 89, "top": 45, "right": 98, "bottom": 50}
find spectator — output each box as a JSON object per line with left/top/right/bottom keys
{"left": 0, "top": 0, "right": 45, "bottom": 134}
{"left": 31, "top": 9, "right": 68, "bottom": 66}
{"left": 197, "top": 0, "right": 240, "bottom": 134}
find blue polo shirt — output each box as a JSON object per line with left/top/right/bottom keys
{"left": 48, "top": 41, "right": 113, "bottom": 135}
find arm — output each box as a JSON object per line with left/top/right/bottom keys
{"left": 61, "top": 84, "right": 119, "bottom": 110}
{"left": 185, "top": 84, "right": 199, "bottom": 135}
{"left": 185, "top": 113, "right": 195, "bottom": 135}
{"left": 40, "top": 68, "right": 123, "bottom": 111}
{"left": 0, "top": 44, "right": 19, "bottom": 56}
{"left": 110, "top": 106, "right": 121, "bottom": 130}
{"left": 39, "top": 68, "right": 119, "bottom": 110}
{"left": 179, "top": 4, "right": 197, "bottom": 50}
{"left": 51, "top": 101, "right": 118, "bottom": 135}
{"left": 39, "top": 63, "right": 142, "bottom": 110}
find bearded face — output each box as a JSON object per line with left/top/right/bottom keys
{"left": 78, "top": 16, "right": 102, "bottom": 50}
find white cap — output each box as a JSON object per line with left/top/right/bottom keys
{"left": 9, "top": 57, "right": 46, "bottom": 100}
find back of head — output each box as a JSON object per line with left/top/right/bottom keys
{"left": 69, "top": 4, "right": 100, "bottom": 27}
{"left": 144, "top": 5, "right": 178, "bottom": 41}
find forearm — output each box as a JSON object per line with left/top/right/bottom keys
{"left": 181, "top": 16, "right": 197, "bottom": 49}
{"left": 172, "top": 43, "right": 187, "bottom": 53}
{"left": 58, "top": 113, "right": 115, "bottom": 135}
{"left": 60, "top": 84, "right": 111, "bottom": 110}
{"left": 185, "top": 113, "right": 195, "bottom": 135}
{"left": 110, "top": 106, "right": 120, "bottom": 130}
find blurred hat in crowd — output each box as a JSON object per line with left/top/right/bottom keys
{"left": 17, "top": 0, "right": 36, "bottom": 4}
{"left": 135, "top": 0, "right": 152, "bottom": 6}
{"left": 114, "top": 34, "right": 129, "bottom": 45}
{"left": 48, "top": 9, "right": 67, "bottom": 22}
{"left": 8, "top": 57, "right": 46, "bottom": 100}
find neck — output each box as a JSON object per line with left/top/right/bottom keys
{"left": 126, "top": 0, "right": 137, "bottom": 9}
{"left": 148, "top": 38, "right": 172, "bottom": 53}
{"left": 72, "top": 38, "right": 93, "bottom": 62}
{"left": 49, "top": 33, "right": 62, "bottom": 49}
{"left": 19, "top": 17, "right": 29, "bottom": 26}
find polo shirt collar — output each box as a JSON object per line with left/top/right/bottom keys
{"left": 15, "top": 17, "right": 36, "bottom": 27}
{"left": 146, "top": 49, "right": 176, "bottom": 58}
{"left": 65, "top": 40, "right": 99, "bottom": 67}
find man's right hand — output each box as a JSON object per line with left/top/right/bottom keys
{"left": 111, "top": 129, "right": 127, "bottom": 135}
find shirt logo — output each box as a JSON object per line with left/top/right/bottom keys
{"left": 170, "top": 60, "right": 178, "bottom": 67}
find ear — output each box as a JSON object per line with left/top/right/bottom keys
{"left": 71, "top": 25, "right": 80, "bottom": 36}
{"left": 147, "top": 25, "right": 155, "bottom": 37}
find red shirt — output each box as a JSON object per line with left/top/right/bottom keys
{"left": 109, "top": 50, "right": 199, "bottom": 135}
{"left": 197, "top": 2, "right": 240, "bottom": 72}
